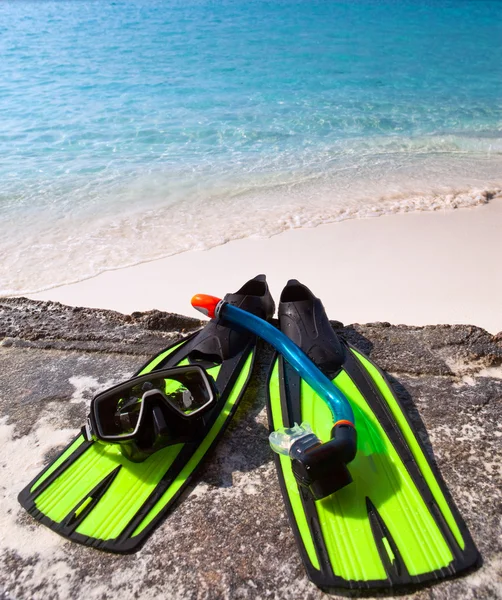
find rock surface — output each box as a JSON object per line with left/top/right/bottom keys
{"left": 0, "top": 298, "right": 501, "bottom": 600}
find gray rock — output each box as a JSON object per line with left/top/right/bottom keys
{"left": 0, "top": 299, "right": 501, "bottom": 599}
{"left": 0, "top": 297, "right": 202, "bottom": 354}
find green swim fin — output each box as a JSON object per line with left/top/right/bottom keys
{"left": 267, "top": 279, "right": 480, "bottom": 591}
{"left": 19, "top": 275, "right": 275, "bottom": 553}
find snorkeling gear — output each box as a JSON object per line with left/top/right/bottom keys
{"left": 18, "top": 275, "right": 274, "bottom": 553}
{"left": 83, "top": 365, "right": 218, "bottom": 462}
{"left": 192, "top": 293, "right": 357, "bottom": 498}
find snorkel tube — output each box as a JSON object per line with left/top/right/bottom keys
{"left": 192, "top": 294, "right": 357, "bottom": 497}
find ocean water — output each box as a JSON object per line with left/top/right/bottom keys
{"left": 1, "top": 0, "right": 501, "bottom": 295}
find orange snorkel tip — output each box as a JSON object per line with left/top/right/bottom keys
{"left": 191, "top": 294, "right": 223, "bottom": 319}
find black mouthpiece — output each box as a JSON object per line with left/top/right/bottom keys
{"left": 290, "top": 422, "right": 357, "bottom": 499}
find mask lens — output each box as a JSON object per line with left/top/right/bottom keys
{"left": 162, "top": 369, "right": 213, "bottom": 415}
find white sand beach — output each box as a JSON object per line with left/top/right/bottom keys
{"left": 29, "top": 198, "right": 502, "bottom": 334}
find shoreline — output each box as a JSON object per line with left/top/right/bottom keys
{"left": 27, "top": 198, "right": 502, "bottom": 334}
{"left": 2, "top": 179, "right": 501, "bottom": 298}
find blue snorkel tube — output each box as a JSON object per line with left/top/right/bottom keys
{"left": 192, "top": 294, "right": 357, "bottom": 497}
{"left": 228, "top": 303, "right": 354, "bottom": 424}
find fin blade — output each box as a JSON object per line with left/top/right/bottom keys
{"left": 61, "top": 467, "right": 121, "bottom": 532}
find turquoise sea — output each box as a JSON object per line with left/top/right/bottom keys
{"left": 1, "top": 0, "right": 501, "bottom": 295}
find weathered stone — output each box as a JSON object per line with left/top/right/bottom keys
{"left": 0, "top": 297, "right": 202, "bottom": 355}
{"left": 0, "top": 299, "right": 501, "bottom": 600}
